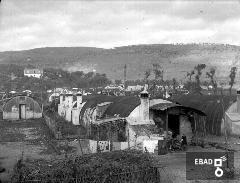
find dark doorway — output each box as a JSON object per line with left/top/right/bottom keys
{"left": 168, "top": 114, "right": 180, "bottom": 138}
{"left": 19, "top": 104, "right": 26, "bottom": 119}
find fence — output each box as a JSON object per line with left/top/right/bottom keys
{"left": 16, "top": 166, "right": 160, "bottom": 183}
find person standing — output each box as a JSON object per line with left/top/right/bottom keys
{"left": 181, "top": 134, "right": 187, "bottom": 150}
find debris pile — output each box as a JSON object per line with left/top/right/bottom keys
{"left": 11, "top": 150, "right": 160, "bottom": 183}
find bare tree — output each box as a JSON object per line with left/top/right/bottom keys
{"left": 153, "top": 63, "right": 163, "bottom": 80}
{"left": 152, "top": 63, "right": 166, "bottom": 97}
{"left": 206, "top": 67, "right": 217, "bottom": 94}
{"left": 187, "top": 70, "right": 195, "bottom": 81}
{"left": 229, "top": 66, "right": 237, "bottom": 96}
{"left": 172, "top": 78, "right": 177, "bottom": 93}
{"left": 144, "top": 69, "right": 151, "bottom": 82}
{"left": 194, "top": 64, "right": 206, "bottom": 92}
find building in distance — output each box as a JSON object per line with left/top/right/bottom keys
{"left": 24, "top": 68, "right": 43, "bottom": 78}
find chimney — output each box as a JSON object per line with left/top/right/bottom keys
{"left": 76, "top": 92, "right": 82, "bottom": 108}
{"left": 60, "top": 94, "right": 64, "bottom": 104}
{"left": 237, "top": 89, "right": 240, "bottom": 113}
{"left": 66, "top": 93, "right": 73, "bottom": 107}
{"left": 139, "top": 84, "right": 150, "bottom": 122}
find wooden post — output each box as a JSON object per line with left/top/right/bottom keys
{"left": 194, "top": 116, "right": 197, "bottom": 135}
{"left": 89, "top": 121, "right": 92, "bottom": 139}
{"left": 77, "top": 137, "right": 83, "bottom": 155}
{"left": 165, "top": 109, "right": 168, "bottom": 152}
{"left": 127, "top": 123, "right": 130, "bottom": 148}
{"left": 110, "top": 122, "right": 112, "bottom": 151}
{"left": 97, "top": 125, "right": 100, "bottom": 153}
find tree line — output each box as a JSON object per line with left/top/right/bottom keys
{"left": 0, "top": 64, "right": 111, "bottom": 92}
{"left": 0, "top": 63, "right": 238, "bottom": 96}
{"left": 184, "top": 64, "right": 237, "bottom": 95}
{"left": 140, "top": 63, "right": 238, "bottom": 96}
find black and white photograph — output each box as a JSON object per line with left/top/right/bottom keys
{"left": 0, "top": 0, "right": 240, "bottom": 182}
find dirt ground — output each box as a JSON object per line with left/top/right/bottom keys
{"left": 154, "top": 143, "right": 240, "bottom": 183}
{"left": 0, "top": 118, "right": 73, "bottom": 182}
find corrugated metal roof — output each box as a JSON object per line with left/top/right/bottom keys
{"left": 150, "top": 102, "right": 206, "bottom": 116}
{"left": 79, "top": 95, "right": 121, "bottom": 119}
{"left": 150, "top": 103, "right": 181, "bottom": 111}
{"left": 2, "top": 96, "right": 42, "bottom": 113}
{"left": 172, "top": 94, "right": 236, "bottom": 135}
{"left": 79, "top": 95, "right": 141, "bottom": 119}
{"left": 103, "top": 96, "right": 140, "bottom": 118}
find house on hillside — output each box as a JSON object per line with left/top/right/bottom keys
{"left": 2, "top": 96, "right": 42, "bottom": 120}
{"left": 126, "top": 85, "right": 144, "bottom": 92}
{"left": 24, "top": 68, "right": 43, "bottom": 78}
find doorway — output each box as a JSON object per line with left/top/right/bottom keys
{"left": 168, "top": 114, "right": 180, "bottom": 138}
{"left": 19, "top": 104, "right": 26, "bottom": 119}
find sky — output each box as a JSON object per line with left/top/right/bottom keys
{"left": 1, "top": 0, "right": 240, "bottom": 51}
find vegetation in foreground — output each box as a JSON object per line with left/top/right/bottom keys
{"left": 11, "top": 150, "right": 159, "bottom": 183}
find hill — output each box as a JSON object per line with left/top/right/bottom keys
{"left": 1, "top": 44, "right": 240, "bottom": 81}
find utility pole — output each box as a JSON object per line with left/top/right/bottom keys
{"left": 165, "top": 109, "right": 168, "bottom": 153}
{"left": 40, "top": 66, "right": 44, "bottom": 113}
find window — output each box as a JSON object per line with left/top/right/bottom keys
{"left": 20, "top": 96, "right": 25, "bottom": 101}
{"left": 12, "top": 106, "right": 18, "bottom": 112}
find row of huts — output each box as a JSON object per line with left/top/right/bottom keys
{"left": 57, "top": 87, "right": 240, "bottom": 142}
{"left": 1, "top": 87, "right": 240, "bottom": 147}
{"left": 57, "top": 86, "right": 207, "bottom": 151}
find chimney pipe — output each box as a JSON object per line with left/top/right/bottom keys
{"left": 60, "top": 94, "right": 64, "bottom": 104}
{"left": 139, "top": 84, "right": 150, "bottom": 122}
{"left": 66, "top": 93, "right": 73, "bottom": 107}
{"left": 76, "top": 92, "right": 82, "bottom": 108}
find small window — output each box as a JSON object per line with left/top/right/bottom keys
{"left": 12, "top": 106, "right": 18, "bottom": 112}
{"left": 20, "top": 96, "right": 25, "bottom": 101}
